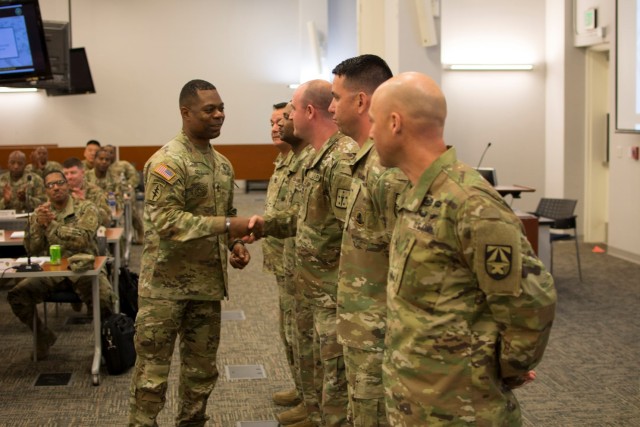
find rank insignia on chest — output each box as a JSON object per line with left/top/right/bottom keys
{"left": 153, "top": 163, "right": 178, "bottom": 184}
{"left": 335, "top": 188, "right": 350, "bottom": 209}
{"left": 484, "top": 244, "right": 512, "bottom": 280}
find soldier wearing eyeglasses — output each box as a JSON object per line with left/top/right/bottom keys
{"left": 6, "top": 170, "right": 115, "bottom": 360}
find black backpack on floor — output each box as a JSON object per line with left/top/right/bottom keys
{"left": 101, "top": 313, "right": 136, "bottom": 375}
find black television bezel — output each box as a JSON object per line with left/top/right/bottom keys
{"left": 46, "top": 47, "right": 95, "bottom": 96}
{"left": 0, "top": 0, "right": 52, "bottom": 84}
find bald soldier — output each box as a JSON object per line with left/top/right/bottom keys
{"left": 368, "top": 72, "right": 557, "bottom": 425}
{"left": 25, "top": 146, "right": 63, "bottom": 179}
{"left": 0, "top": 150, "right": 46, "bottom": 212}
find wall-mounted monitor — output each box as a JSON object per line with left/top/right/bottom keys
{"left": 0, "top": 0, "right": 51, "bottom": 84}
{"left": 46, "top": 47, "right": 95, "bottom": 96}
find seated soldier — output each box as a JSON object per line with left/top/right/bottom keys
{"left": 6, "top": 170, "right": 115, "bottom": 359}
{"left": 62, "top": 157, "right": 111, "bottom": 227}
{"left": 0, "top": 150, "right": 46, "bottom": 213}
{"left": 103, "top": 144, "right": 144, "bottom": 244}
{"left": 82, "top": 140, "right": 101, "bottom": 171}
{"left": 25, "top": 146, "right": 63, "bottom": 179}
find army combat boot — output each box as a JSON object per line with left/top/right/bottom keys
{"left": 272, "top": 388, "right": 301, "bottom": 406}
{"left": 285, "top": 419, "right": 315, "bottom": 427}
{"left": 277, "top": 402, "right": 308, "bottom": 425}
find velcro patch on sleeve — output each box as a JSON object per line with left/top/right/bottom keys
{"left": 152, "top": 163, "right": 178, "bottom": 184}
{"left": 474, "top": 220, "right": 522, "bottom": 296}
{"left": 335, "top": 188, "right": 350, "bottom": 209}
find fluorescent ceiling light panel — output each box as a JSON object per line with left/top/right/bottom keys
{"left": 444, "top": 64, "right": 534, "bottom": 71}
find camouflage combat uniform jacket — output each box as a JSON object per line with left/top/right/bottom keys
{"left": 337, "top": 140, "right": 408, "bottom": 351}
{"left": 26, "top": 197, "right": 100, "bottom": 275}
{"left": 262, "top": 151, "right": 293, "bottom": 276}
{"left": 111, "top": 160, "right": 140, "bottom": 190}
{"left": 72, "top": 181, "right": 111, "bottom": 227}
{"left": 85, "top": 168, "right": 126, "bottom": 210}
{"left": 383, "top": 147, "right": 557, "bottom": 426}
{"left": 25, "top": 160, "right": 63, "bottom": 179}
{"left": 0, "top": 172, "right": 46, "bottom": 212}
{"left": 139, "top": 131, "right": 236, "bottom": 301}
{"left": 295, "top": 132, "right": 357, "bottom": 308}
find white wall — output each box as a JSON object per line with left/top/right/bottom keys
{"left": 441, "top": 0, "right": 546, "bottom": 212}
{"left": 0, "top": 0, "right": 301, "bottom": 147}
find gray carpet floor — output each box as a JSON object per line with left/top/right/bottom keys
{"left": 0, "top": 192, "right": 638, "bottom": 426}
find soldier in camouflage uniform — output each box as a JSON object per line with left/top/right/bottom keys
{"left": 270, "top": 103, "right": 317, "bottom": 418}
{"left": 7, "top": 170, "right": 115, "bottom": 359}
{"left": 86, "top": 148, "right": 126, "bottom": 208}
{"left": 82, "top": 140, "right": 100, "bottom": 171}
{"left": 62, "top": 157, "right": 111, "bottom": 227}
{"left": 329, "top": 55, "right": 408, "bottom": 427}
{"left": 25, "top": 146, "right": 63, "bottom": 179}
{"left": 369, "top": 72, "right": 557, "bottom": 426}
{"left": 128, "top": 79, "right": 254, "bottom": 427}
{"left": 104, "top": 144, "right": 144, "bottom": 244}
{"left": 257, "top": 80, "right": 358, "bottom": 426}
{"left": 0, "top": 150, "right": 46, "bottom": 213}
{"left": 263, "top": 102, "right": 301, "bottom": 406}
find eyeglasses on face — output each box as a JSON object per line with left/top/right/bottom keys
{"left": 45, "top": 179, "right": 67, "bottom": 189}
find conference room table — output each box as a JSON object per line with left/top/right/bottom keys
{"left": 494, "top": 184, "right": 536, "bottom": 199}
{"left": 2, "top": 256, "right": 108, "bottom": 385}
{"left": 0, "top": 227, "right": 123, "bottom": 313}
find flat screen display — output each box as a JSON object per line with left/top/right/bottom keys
{"left": 0, "top": 1, "right": 51, "bottom": 84}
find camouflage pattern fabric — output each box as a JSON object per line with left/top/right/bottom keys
{"left": 344, "top": 346, "right": 388, "bottom": 427}
{"left": 86, "top": 168, "right": 127, "bottom": 210}
{"left": 0, "top": 171, "right": 46, "bottom": 212}
{"left": 383, "top": 147, "right": 557, "bottom": 426}
{"left": 129, "top": 131, "right": 237, "bottom": 426}
{"left": 314, "top": 305, "right": 348, "bottom": 427}
{"left": 72, "top": 181, "right": 112, "bottom": 227}
{"left": 295, "top": 297, "right": 321, "bottom": 424}
{"left": 295, "top": 131, "right": 357, "bottom": 308}
{"left": 8, "top": 197, "right": 114, "bottom": 331}
{"left": 337, "top": 140, "right": 407, "bottom": 351}
{"left": 25, "top": 160, "right": 63, "bottom": 179}
{"left": 130, "top": 297, "right": 221, "bottom": 427}
{"left": 111, "top": 160, "right": 140, "bottom": 189}
{"left": 262, "top": 151, "right": 292, "bottom": 276}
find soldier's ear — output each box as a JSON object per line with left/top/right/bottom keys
{"left": 180, "top": 106, "right": 191, "bottom": 120}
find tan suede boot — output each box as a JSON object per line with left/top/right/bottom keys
{"left": 276, "top": 402, "right": 308, "bottom": 425}
{"left": 272, "top": 388, "right": 301, "bottom": 406}
{"left": 35, "top": 327, "right": 57, "bottom": 360}
{"left": 285, "top": 419, "right": 315, "bottom": 427}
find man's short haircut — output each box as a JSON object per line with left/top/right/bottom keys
{"left": 179, "top": 79, "right": 216, "bottom": 108}
{"left": 86, "top": 140, "right": 101, "bottom": 147}
{"left": 63, "top": 157, "right": 83, "bottom": 169}
{"left": 332, "top": 54, "right": 393, "bottom": 94}
{"left": 95, "top": 147, "right": 111, "bottom": 159}
{"left": 8, "top": 150, "right": 26, "bottom": 161}
{"left": 302, "top": 80, "right": 334, "bottom": 118}
{"left": 273, "top": 102, "right": 288, "bottom": 110}
{"left": 44, "top": 169, "right": 66, "bottom": 183}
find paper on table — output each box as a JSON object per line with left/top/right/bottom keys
{"left": 15, "top": 257, "right": 50, "bottom": 265}
{"left": 10, "top": 231, "right": 25, "bottom": 239}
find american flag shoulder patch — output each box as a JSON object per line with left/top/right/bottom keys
{"left": 152, "top": 163, "right": 178, "bottom": 184}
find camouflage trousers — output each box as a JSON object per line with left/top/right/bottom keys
{"left": 129, "top": 297, "right": 221, "bottom": 427}
{"left": 313, "top": 305, "right": 348, "bottom": 426}
{"left": 276, "top": 274, "right": 298, "bottom": 392}
{"left": 294, "top": 296, "right": 321, "bottom": 423}
{"left": 7, "top": 272, "right": 114, "bottom": 332}
{"left": 344, "top": 346, "right": 388, "bottom": 427}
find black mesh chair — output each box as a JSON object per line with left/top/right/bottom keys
{"left": 532, "top": 198, "right": 582, "bottom": 281}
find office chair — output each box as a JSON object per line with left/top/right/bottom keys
{"left": 532, "top": 198, "right": 582, "bottom": 281}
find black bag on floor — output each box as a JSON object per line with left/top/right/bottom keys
{"left": 119, "top": 267, "right": 139, "bottom": 320}
{"left": 101, "top": 313, "right": 136, "bottom": 375}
